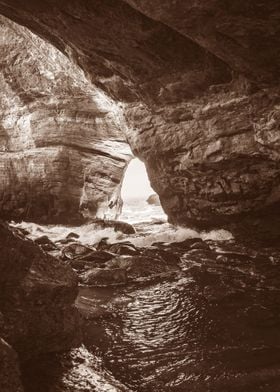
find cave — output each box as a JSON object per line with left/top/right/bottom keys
{"left": 1, "top": 2, "right": 280, "bottom": 391}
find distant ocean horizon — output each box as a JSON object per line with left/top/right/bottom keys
{"left": 120, "top": 196, "right": 167, "bottom": 224}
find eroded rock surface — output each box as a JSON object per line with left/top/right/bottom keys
{"left": 126, "top": 80, "right": 280, "bottom": 241}
{"left": 0, "top": 2, "right": 279, "bottom": 237}
{"left": 0, "top": 15, "right": 131, "bottom": 224}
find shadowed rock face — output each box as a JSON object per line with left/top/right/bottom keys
{"left": 0, "top": 0, "right": 231, "bottom": 102}
{"left": 0, "top": 1, "right": 279, "bottom": 238}
{"left": 0, "top": 220, "right": 82, "bottom": 391}
{"left": 0, "top": 16, "right": 131, "bottom": 223}
{"left": 125, "top": 79, "right": 280, "bottom": 241}
{"left": 124, "top": 0, "right": 280, "bottom": 83}
{"left": 0, "top": 338, "right": 23, "bottom": 392}
{"left": 0, "top": 221, "right": 81, "bottom": 359}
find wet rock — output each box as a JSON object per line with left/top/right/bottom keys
{"left": 56, "top": 238, "right": 76, "bottom": 245}
{"left": 246, "top": 305, "right": 277, "bottom": 328}
{"left": 70, "top": 259, "right": 88, "bottom": 271}
{"left": 93, "top": 220, "right": 136, "bottom": 235}
{"left": 146, "top": 194, "right": 161, "bottom": 206}
{"left": 106, "top": 256, "right": 134, "bottom": 271}
{"left": 151, "top": 241, "right": 168, "bottom": 247}
{"left": 0, "top": 221, "right": 81, "bottom": 360}
{"left": 80, "top": 268, "right": 127, "bottom": 286}
{"left": 107, "top": 255, "right": 178, "bottom": 280}
{"left": 34, "top": 235, "right": 51, "bottom": 245}
{"left": 61, "top": 243, "right": 95, "bottom": 260}
{"left": 12, "top": 227, "right": 30, "bottom": 238}
{"left": 21, "top": 347, "right": 132, "bottom": 392}
{"left": 71, "top": 250, "right": 117, "bottom": 272}
{"left": 34, "top": 235, "right": 57, "bottom": 252}
{"left": 0, "top": 338, "right": 23, "bottom": 392}
{"left": 190, "top": 241, "right": 211, "bottom": 251}
{"left": 96, "top": 237, "right": 110, "bottom": 250}
{"left": 62, "top": 246, "right": 115, "bottom": 272}
{"left": 142, "top": 247, "right": 181, "bottom": 264}
{"left": 108, "top": 242, "right": 139, "bottom": 256}
{"left": 170, "top": 238, "right": 204, "bottom": 250}
{"left": 80, "top": 250, "right": 116, "bottom": 262}
{"left": 66, "top": 232, "right": 80, "bottom": 240}
{"left": 214, "top": 249, "right": 254, "bottom": 262}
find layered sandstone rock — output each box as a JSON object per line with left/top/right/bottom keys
{"left": 125, "top": 78, "right": 280, "bottom": 241}
{"left": 0, "top": 221, "right": 81, "bottom": 359}
{"left": 0, "top": 1, "right": 279, "bottom": 238}
{"left": 0, "top": 16, "right": 131, "bottom": 223}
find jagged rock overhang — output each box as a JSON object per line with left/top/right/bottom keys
{"left": 0, "top": 1, "right": 279, "bottom": 240}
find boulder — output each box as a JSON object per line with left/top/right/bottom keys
{"left": 106, "top": 255, "right": 179, "bottom": 280}
{"left": 142, "top": 247, "right": 181, "bottom": 264}
{"left": 34, "top": 235, "right": 57, "bottom": 252}
{"left": 79, "top": 250, "right": 116, "bottom": 263}
{"left": 146, "top": 194, "right": 161, "bottom": 206}
{"left": 92, "top": 219, "right": 136, "bottom": 235}
{"left": 66, "top": 232, "right": 80, "bottom": 240}
{"left": 70, "top": 259, "right": 88, "bottom": 271}
{"left": 61, "top": 243, "right": 95, "bottom": 260}
{"left": 80, "top": 267, "right": 127, "bottom": 286}
{"left": 70, "top": 250, "right": 116, "bottom": 271}
{"left": 34, "top": 235, "right": 53, "bottom": 245}
{"left": 108, "top": 242, "right": 139, "bottom": 256}
{"left": 0, "top": 221, "right": 81, "bottom": 360}
{"left": 170, "top": 238, "right": 204, "bottom": 251}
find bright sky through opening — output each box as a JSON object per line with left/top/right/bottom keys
{"left": 121, "top": 158, "right": 154, "bottom": 200}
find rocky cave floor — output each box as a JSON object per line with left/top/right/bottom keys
{"left": 3, "top": 220, "right": 280, "bottom": 392}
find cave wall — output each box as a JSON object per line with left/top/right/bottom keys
{"left": 0, "top": 1, "right": 279, "bottom": 238}
{"left": 0, "top": 15, "right": 131, "bottom": 223}
{"left": 124, "top": 0, "right": 280, "bottom": 83}
{"left": 0, "top": 221, "right": 82, "bottom": 392}
{"left": 0, "top": 338, "right": 23, "bottom": 392}
{"left": 125, "top": 79, "right": 280, "bottom": 239}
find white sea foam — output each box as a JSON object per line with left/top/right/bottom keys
{"left": 128, "top": 225, "right": 233, "bottom": 247}
{"left": 11, "top": 220, "right": 233, "bottom": 249}
{"left": 10, "top": 221, "right": 126, "bottom": 246}
{"left": 10, "top": 197, "right": 233, "bottom": 247}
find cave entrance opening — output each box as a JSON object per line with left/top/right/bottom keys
{"left": 119, "top": 158, "right": 167, "bottom": 224}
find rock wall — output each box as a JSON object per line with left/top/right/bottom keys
{"left": 0, "top": 221, "right": 81, "bottom": 390}
{"left": 125, "top": 78, "right": 280, "bottom": 240}
{"left": 0, "top": 221, "right": 81, "bottom": 358}
{"left": 0, "top": 338, "right": 23, "bottom": 392}
{"left": 124, "top": 0, "right": 280, "bottom": 83}
{"left": 0, "top": 16, "right": 131, "bottom": 224}
{"left": 0, "top": 1, "right": 279, "bottom": 238}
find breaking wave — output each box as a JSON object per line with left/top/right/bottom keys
{"left": 10, "top": 220, "right": 233, "bottom": 249}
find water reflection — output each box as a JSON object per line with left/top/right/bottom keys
{"left": 21, "top": 235, "right": 280, "bottom": 392}
{"left": 77, "top": 243, "right": 280, "bottom": 391}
